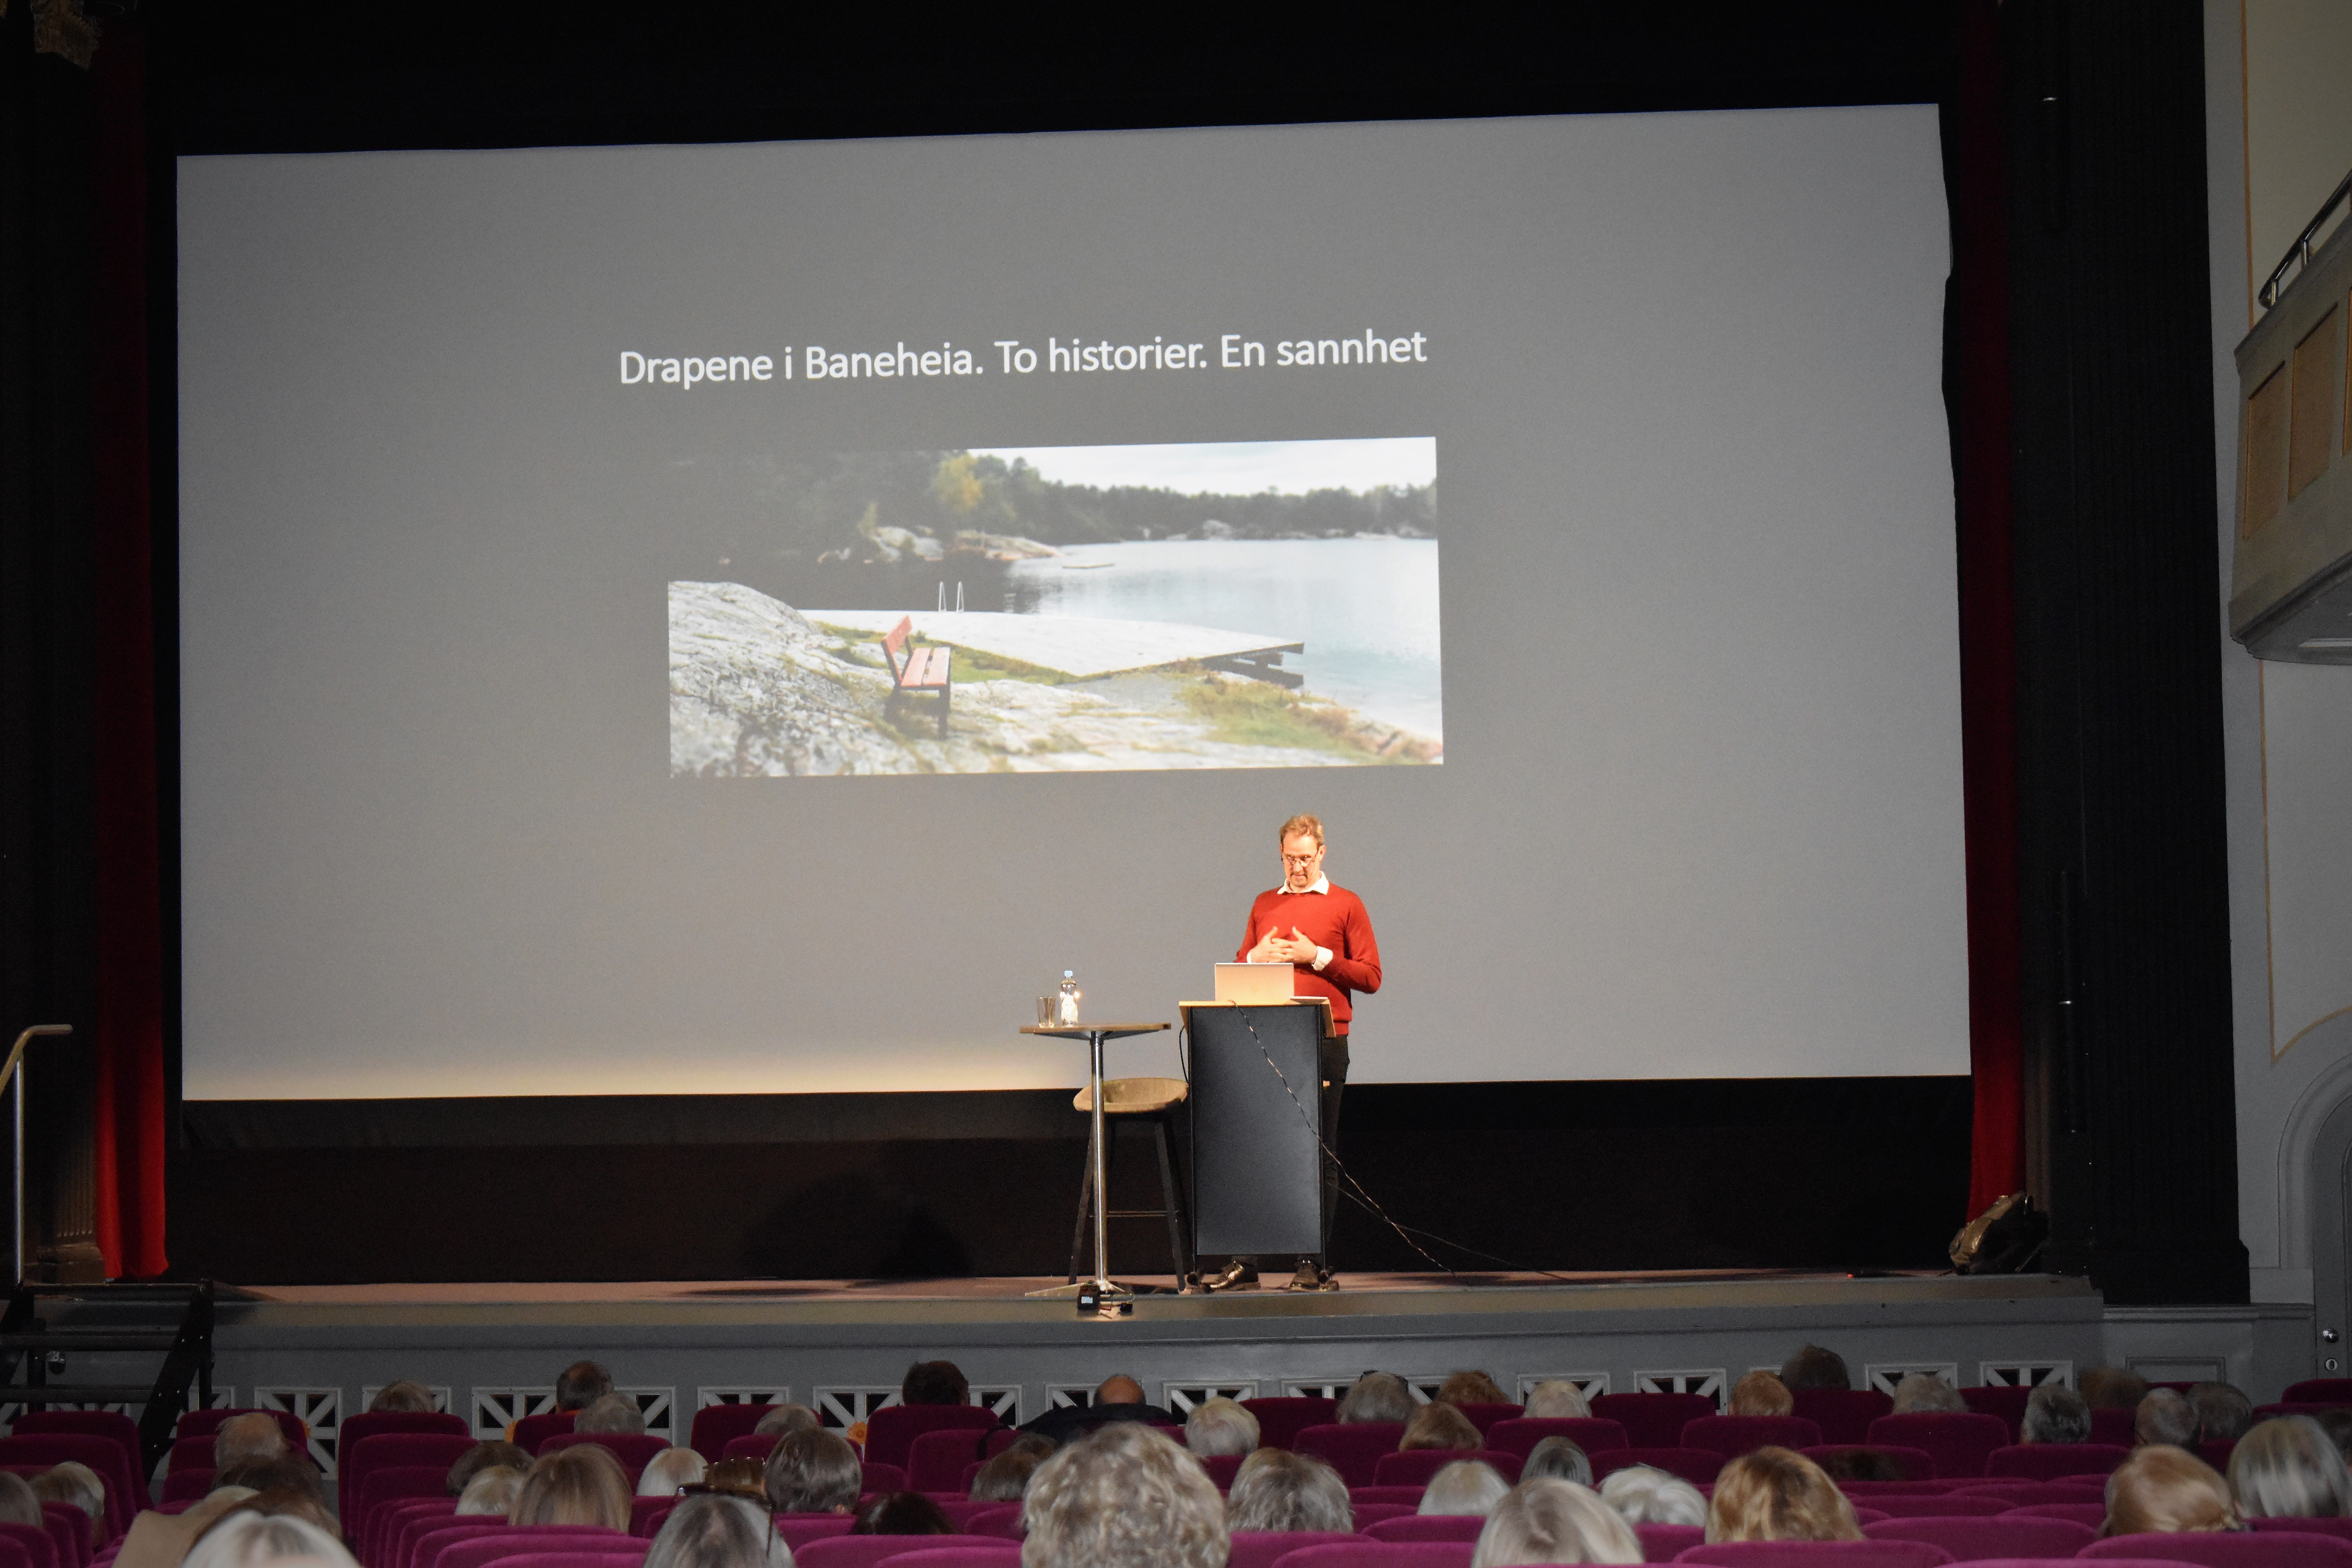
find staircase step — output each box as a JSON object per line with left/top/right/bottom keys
{"left": 0, "top": 1333, "right": 180, "bottom": 1351}
{"left": 0, "top": 1386, "right": 162, "bottom": 1405}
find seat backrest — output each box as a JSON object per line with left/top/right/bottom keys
{"left": 388, "top": 1503, "right": 465, "bottom": 1568}
{"left": 1369, "top": 1450, "right": 1521, "bottom": 1487}
{"left": 0, "top": 1519, "right": 63, "bottom": 1568}
{"left": 2200, "top": 1439, "right": 2237, "bottom": 1472}
{"left": 796, "top": 1535, "right": 1018, "bottom": 1568}
{"left": 156, "top": 1471, "right": 212, "bottom": 1505}
{"left": 2079, "top": 1533, "right": 2352, "bottom": 1564}
{"left": 1483, "top": 1419, "right": 1629, "bottom": 1459}
{"left": 1240, "top": 1399, "right": 1339, "bottom": 1452}
{"left": 358, "top": 1466, "right": 457, "bottom": 1562}
{"left": 1201, "top": 1454, "right": 1245, "bottom": 1491}
{"left": 164, "top": 1437, "right": 214, "bottom": 1476}
{"left": 1587, "top": 1393, "right": 1717, "bottom": 1450}
{"left": 2085, "top": 1408, "right": 2137, "bottom": 1448}
{"left": 960, "top": 1508, "right": 1022, "bottom": 1543}
{"left": 720, "top": 1435, "right": 777, "bottom": 1465}
{"left": 371, "top": 1499, "right": 459, "bottom": 1568}
{"left": 2281, "top": 1378, "right": 2352, "bottom": 1405}
{"left": 1865, "top": 1515, "right": 2096, "bottom": 1558}
{"left": 1292, "top": 1426, "right": 1409, "bottom": 1488}
{"left": 0, "top": 1438, "right": 135, "bottom": 1536}
{"left": 348, "top": 1432, "right": 477, "bottom": 1545}
{"left": 684, "top": 1406, "right": 775, "bottom": 1465}
{"left": 2249, "top": 1518, "right": 2352, "bottom": 1539}
{"left": 1790, "top": 1389, "right": 1896, "bottom": 1447}
{"left": 1589, "top": 1447, "right": 1724, "bottom": 1486}
{"left": 1448, "top": 1405, "right": 1521, "bottom": 1436}
{"left": 1863, "top": 1415, "right": 2013, "bottom": 1479}
{"left": 1849, "top": 1495, "right": 2013, "bottom": 1518}
{"left": 1636, "top": 1524, "right": 1704, "bottom": 1561}
{"left": 476, "top": 1551, "right": 646, "bottom": 1568}
{"left": 1350, "top": 1505, "right": 1416, "bottom": 1528}
{"left": 1679, "top": 1416, "right": 1824, "bottom": 1460}
{"left": 1798, "top": 1446, "right": 1939, "bottom": 1483}
{"left": 907, "top": 1428, "right": 1001, "bottom": 1494}
{"left": 627, "top": 1499, "right": 675, "bottom": 1540}
{"left": 174, "top": 1409, "right": 309, "bottom": 1451}
{"left": 862, "top": 1463, "right": 909, "bottom": 1494}
{"left": 866, "top": 1550, "right": 1023, "bottom": 1568}
{"left": 1981, "top": 1443, "right": 2130, "bottom": 1480}
{"left": 536, "top": 1434, "right": 669, "bottom": 1484}
{"left": 433, "top": 1525, "right": 635, "bottom": 1568}
{"left": 1259, "top": 1544, "right": 1475, "bottom": 1568}
{"left": 1224, "top": 1532, "right": 1365, "bottom": 1568}
{"left": 339, "top": 1415, "right": 471, "bottom": 1521}
{"left": 409, "top": 1519, "right": 509, "bottom": 1568}
{"left": 1362, "top": 1517, "right": 1484, "bottom": 1543}
{"left": 36, "top": 1504, "right": 87, "bottom": 1568}
{"left": 1673, "top": 1543, "right": 1956, "bottom": 1567}
{"left": 2004, "top": 1502, "right": 2108, "bottom": 1526}
{"left": 1957, "top": 1387, "right": 2033, "bottom": 1444}
{"left": 511, "top": 1414, "right": 576, "bottom": 1455}
{"left": 7, "top": 1415, "right": 145, "bottom": 1512}
{"left": 862, "top": 1408, "right": 1001, "bottom": 1471}
{"left": 774, "top": 1517, "right": 860, "bottom": 1550}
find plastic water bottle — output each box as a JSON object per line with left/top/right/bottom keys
{"left": 1057, "top": 970, "right": 1081, "bottom": 1026}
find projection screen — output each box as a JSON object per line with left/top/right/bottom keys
{"left": 176, "top": 105, "right": 1967, "bottom": 1099}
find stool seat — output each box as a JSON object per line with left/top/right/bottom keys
{"left": 1074, "top": 1077, "right": 1189, "bottom": 1115}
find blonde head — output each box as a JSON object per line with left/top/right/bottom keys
{"left": 1727, "top": 1372, "right": 1793, "bottom": 1418}
{"left": 2104, "top": 1444, "right": 2239, "bottom": 1536}
{"left": 511, "top": 1444, "right": 632, "bottom": 1531}
{"left": 1471, "top": 1478, "right": 1642, "bottom": 1566}
{"left": 1024, "top": 1422, "right": 1227, "bottom": 1568}
{"left": 1705, "top": 1448, "right": 1861, "bottom": 1543}
{"left": 1401, "top": 1402, "right": 1484, "bottom": 1452}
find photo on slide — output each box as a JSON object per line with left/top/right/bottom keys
{"left": 668, "top": 438, "right": 1442, "bottom": 776}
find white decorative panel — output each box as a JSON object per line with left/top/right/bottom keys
{"left": 1634, "top": 1369, "right": 1727, "bottom": 1409}
{"left": 1045, "top": 1385, "right": 1091, "bottom": 1411}
{"left": 361, "top": 1385, "right": 452, "bottom": 1414}
{"left": 623, "top": 1388, "right": 676, "bottom": 1437}
{"left": 253, "top": 1387, "right": 340, "bottom": 1473}
{"left": 1979, "top": 1361, "right": 2072, "bottom": 1388}
{"left": 973, "top": 1387, "right": 1021, "bottom": 1423}
{"left": 1864, "top": 1363, "right": 1960, "bottom": 1398}
{"left": 697, "top": 1387, "right": 791, "bottom": 1410}
{"left": 1163, "top": 1382, "right": 1258, "bottom": 1413}
{"left": 1515, "top": 1372, "right": 1610, "bottom": 1403}
{"left": 813, "top": 1387, "right": 901, "bottom": 1429}
{"left": 472, "top": 1387, "right": 558, "bottom": 1440}
{"left": 1280, "top": 1379, "right": 1352, "bottom": 1399}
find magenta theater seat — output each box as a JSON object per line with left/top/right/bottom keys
{"left": 627, "top": 1499, "right": 675, "bottom": 1540}
{"left": 1293, "top": 1425, "right": 1409, "bottom": 1487}
{"left": 7, "top": 1416, "right": 146, "bottom": 1513}
{"left": 368, "top": 1500, "right": 456, "bottom": 1568}
{"left": 2084, "top": 1408, "right": 2136, "bottom": 1448}
{"left": 2002, "top": 1502, "right": 2108, "bottom": 1528}
{"left": 175, "top": 1408, "right": 310, "bottom": 1452}
{"left": 407, "top": 1521, "right": 509, "bottom": 1568}
{"left": 907, "top": 1428, "right": 1002, "bottom": 1494}
{"left": 1799, "top": 1446, "right": 1939, "bottom": 1483}
{"left": 861, "top": 1407, "right": 1000, "bottom": 1471}
{"left": 773, "top": 1517, "right": 859, "bottom": 1550}
{"left": 1264, "top": 1545, "right": 1475, "bottom": 1568}
{"left": 2079, "top": 1533, "right": 2352, "bottom": 1565}
{"left": 960, "top": 1508, "right": 1022, "bottom": 1542}
{"left": 1981, "top": 1443, "right": 2129, "bottom": 1480}
{"left": 2247, "top": 1519, "right": 2352, "bottom": 1539}
{"left": 477, "top": 1552, "right": 647, "bottom": 1568}
{"left": 1448, "top": 1405, "right": 1522, "bottom": 1436}
{"left": 0, "top": 1437, "right": 138, "bottom": 1536}
{"left": 1863, "top": 1415, "right": 2012, "bottom": 1479}
{"left": 1850, "top": 1495, "right": 2012, "bottom": 1518}
{"left": 1240, "top": 1399, "right": 1339, "bottom": 1452}
{"left": 1363, "top": 1517, "right": 1483, "bottom": 1542}
{"left": 1590, "top": 1448, "right": 1724, "bottom": 1486}
{"left": 1957, "top": 1387, "right": 2034, "bottom": 1445}
{"left": 1679, "top": 1416, "right": 1823, "bottom": 1461}
{"left": 338, "top": 1414, "right": 469, "bottom": 1522}
{"left": 1672, "top": 1542, "right": 1956, "bottom": 1567}
{"left": 432, "top": 1526, "right": 634, "bottom": 1568}
{"left": 1484, "top": 1418, "right": 1630, "bottom": 1459}
{"left": 720, "top": 1434, "right": 777, "bottom": 1464}
{"left": 684, "top": 1405, "right": 775, "bottom": 1464}
{"left": 1864, "top": 1515, "right": 2095, "bottom": 1559}
{"left": 355, "top": 1467, "right": 457, "bottom": 1564}
{"left": 1224, "top": 1533, "right": 1364, "bottom": 1568}
{"left": 2280, "top": 1379, "right": 2352, "bottom": 1405}
{"left": 156, "top": 1472, "right": 211, "bottom": 1506}
{"left": 508, "top": 1413, "right": 575, "bottom": 1454}
{"left": 868, "top": 1550, "right": 1023, "bottom": 1568}
{"left": 1349, "top": 1488, "right": 1426, "bottom": 1509}
{"left": 1351, "top": 1505, "right": 1416, "bottom": 1528}
{"left": 1791, "top": 1389, "right": 1896, "bottom": 1447}
{"left": 343, "top": 1434, "right": 477, "bottom": 1552}
{"left": 795, "top": 1535, "right": 1025, "bottom": 1568}
{"left": 1636, "top": 1524, "right": 1703, "bottom": 1561}
{"left": 35, "top": 1506, "right": 86, "bottom": 1568}
{"left": 860, "top": 1461, "right": 909, "bottom": 1494}
{"left": 1589, "top": 1394, "right": 1717, "bottom": 1450}
{"left": 537, "top": 1433, "right": 670, "bottom": 1485}
{"left": 386, "top": 1508, "right": 465, "bottom": 1568}
{"left": 0, "top": 1520, "right": 60, "bottom": 1568}
{"left": 1201, "top": 1454, "right": 1246, "bottom": 1490}
{"left": 1370, "top": 1450, "right": 1521, "bottom": 1487}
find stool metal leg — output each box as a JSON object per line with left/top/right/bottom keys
{"left": 1066, "top": 1116, "right": 1099, "bottom": 1285}
{"left": 1152, "top": 1108, "right": 1190, "bottom": 1285}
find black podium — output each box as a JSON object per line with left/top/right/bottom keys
{"left": 1181, "top": 999, "right": 1334, "bottom": 1258}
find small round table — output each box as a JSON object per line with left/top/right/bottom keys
{"left": 1021, "top": 1022, "right": 1171, "bottom": 1300}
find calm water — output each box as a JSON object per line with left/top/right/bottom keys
{"left": 1004, "top": 537, "right": 1442, "bottom": 740}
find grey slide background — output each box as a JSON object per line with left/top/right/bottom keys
{"left": 177, "top": 106, "right": 1965, "bottom": 1098}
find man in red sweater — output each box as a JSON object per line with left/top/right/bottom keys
{"left": 1210, "top": 812, "right": 1381, "bottom": 1293}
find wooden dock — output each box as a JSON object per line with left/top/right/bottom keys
{"left": 802, "top": 609, "right": 1305, "bottom": 684}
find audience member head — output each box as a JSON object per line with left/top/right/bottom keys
{"left": 2135, "top": 1388, "right": 2201, "bottom": 1450}
{"left": 1184, "top": 1397, "right": 1259, "bottom": 1458}
{"left": 849, "top": 1491, "right": 953, "bottom": 1536}
{"left": 1437, "top": 1372, "right": 1508, "bottom": 1408}
{"left": 1470, "top": 1477, "right": 1643, "bottom": 1567}
{"left": 1023, "top": 1421, "right": 1226, "bottom": 1568}
{"left": 1522, "top": 1382, "right": 1592, "bottom": 1421}
{"left": 701, "top": 1458, "right": 768, "bottom": 1500}
{"left": 1225, "top": 1449, "right": 1350, "bottom": 1533}
{"left": 2081, "top": 1367, "right": 2151, "bottom": 1411}
{"left": 180, "top": 1510, "right": 355, "bottom": 1568}
{"left": 1420, "top": 1460, "right": 1511, "bottom": 1517}
{"left": 30, "top": 1463, "right": 104, "bottom": 1546}
{"left": 0, "top": 1475, "right": 39, "bottom": 1530}
{"left": 763, "top": 1427, "right": 862, "bottom": 1515}
{"left": 1777, "top": 1345, "right": 1850, "bottom": 1392}
{"left": 1336, "top": 1373, "right": 1416, "bottom": 1425}
{"left": 511, "top": 1443, "right": 632, "bottom": 1531}
{"left": 218, "top": 1486, "right": 338, "bottom": 1537}
{"left": 575, "top": 1392, "right": 648, "bottom": 1436}
{"left": 2103, "top": 1444, "right": 2238, "bottom": 1535}
{"left": 1888, "top": 1374, "right": 1965, "bottom": 1415}
{"left": 214, "top": 1414, "right": 290, "bottom": 1470}
{"left": 1401, "top": 1401, "right": 1483, "bottom": 1452}
{"left": 1813, "top": 1449, "right": 1908, "bottom": 1483}
{"left": 455, "top": 1468, "right": 523, "bottom": 1517}
{"left": 2229, "top": 1416, "right": 2352, "bottom": 1518}
{"left": 368, "top": 1381, "right": 438, "bottom": 1414}
{"left": 644, "top": 1493, "right": 789, "bottom": 1568}
{"left": 1727, "top": 1372, "right": 1792, "bottom": 1418}
{"left": 1705, "top": 1448, "right": 1860, "bottom": 1543}
{"left": 449, "top": 1441, "right": 531, "bottom": 1495}
{"left": 901, "top": 1361, "right": 970, "bottom": 1407}
{"left": 1597, "top": 1467, "right": 1706, "bottom": 1529}
{"left": 2189, "top": 1383, "right": 2256, "bottom": 1444}
{"left": 971, "top": 1446, "right": 1044, "bottom": 1503}
{"left": 213, "top": 1458, "right": 321, "bottom": 1504}
{"left": 2022, "top": 1383, "right": 2092, "bottom": 1445}
{"left": 752, "top": 1405, "right": 820, "bottom": 1439}
{"left": 1518, "top": 1438, "right": 1592, "bottom": 1487}
{"left": 639, "top": 1446, "right": 708, "bottom": 1497}
{"left": 556, "top": 1361, "right": 615, "bottom": 1412}
{"left": 2316, "top": 1409, "right": 2352, "bottom": 1465}
{"left": 1095, "top": 1375, "right": 1147, "bottom": 1407}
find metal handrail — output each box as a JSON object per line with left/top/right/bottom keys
{"left": 2259, "top": 165, "right": 2352, "bottom": 310}
{"left": 5, "top": 1026, "right": 72, "bottom": 1284}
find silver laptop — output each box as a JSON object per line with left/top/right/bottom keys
{"left": 1214, "top": 962, "right": 1295, "bottom": 1004}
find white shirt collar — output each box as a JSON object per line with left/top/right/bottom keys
{"left": 1275, "top": 875, "right": 1330, "bottom": 896}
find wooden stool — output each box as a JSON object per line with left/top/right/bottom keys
{"left": 1067, "top": 1076, "right": 1190, "bottom": 1286}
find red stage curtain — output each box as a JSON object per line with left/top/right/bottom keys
{"left": 1951, "top": 0, "right": 2026, "bottom": 1216}
{"left": 90, "top": 24, "right": 169, "bottom": 1279}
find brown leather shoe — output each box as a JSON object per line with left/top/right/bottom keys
{"left": 1203, "top": 1258, "right": 1260, "bottom": 1292}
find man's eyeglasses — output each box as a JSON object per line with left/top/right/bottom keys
{"left": 1281, "top": 852, "right": 1320, "bottom": 865}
